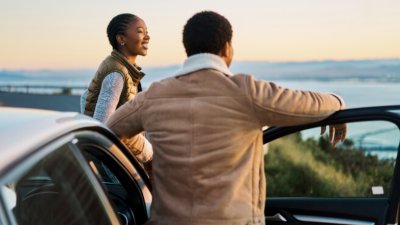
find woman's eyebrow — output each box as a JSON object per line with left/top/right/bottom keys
{"left": 136, "top": 26, "right": 148, "bottom": 33}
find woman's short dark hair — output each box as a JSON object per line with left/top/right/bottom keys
{"left": 107, "top": 13, "right": 138, "bottom": 50}
{"left": 183, "top": 11, "right": 232, "bottom": 57}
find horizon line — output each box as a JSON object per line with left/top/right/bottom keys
{"left": 1, "top": 57, "right": 399, "bottom": 71}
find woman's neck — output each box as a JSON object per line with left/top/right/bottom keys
{"left": 117, "top": 49, "right": 137, "bottom": 65}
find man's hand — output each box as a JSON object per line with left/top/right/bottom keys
{"left": 320, "top": 123, "right": 347, "bottom": 148}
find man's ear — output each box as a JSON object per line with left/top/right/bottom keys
{"left": 220, "top": 42, "right": 230, "bottom": 57}
{"left": 219, "top": 42, "right": 233, "bottom": 66}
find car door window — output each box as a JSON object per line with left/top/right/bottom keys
{"left": 264, "top": 120, "right": 400, "bottom": 197}
{"left": 1, "top": 143, "right": 118, "bottom": 225}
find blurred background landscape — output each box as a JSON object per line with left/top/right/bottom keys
{"left": 1, "top": 58, "right": 399, "bottom": 111}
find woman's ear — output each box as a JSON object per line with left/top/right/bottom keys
{"left": 116, "top": 34, "right": 126, "bottom": 46}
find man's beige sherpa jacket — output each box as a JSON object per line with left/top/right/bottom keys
{"left": 106, "top": 53, "right": 345, "bottom": 225}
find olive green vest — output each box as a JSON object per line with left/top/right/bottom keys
{"left": 84, "top": 50, "right": 145, "bottom": 117}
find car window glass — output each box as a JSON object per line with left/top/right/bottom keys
{"left": 1, "top": 144, "right": 116, "bottom": 225}
{"left": 0, "top": 190, "right": 9, "bottom": 225}
{"left": 265, "top": 120, "right": 400, "bottom": 197}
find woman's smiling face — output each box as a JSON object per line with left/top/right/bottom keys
{"left": 120, "top": 18, "right": 150, "bottom": 57}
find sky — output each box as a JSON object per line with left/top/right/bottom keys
{"left": 1, "top": 0, "right": 400, "bottom": 70}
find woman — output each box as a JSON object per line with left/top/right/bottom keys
{"left": 81, "top": 13, "right": 152, "bottom": 163}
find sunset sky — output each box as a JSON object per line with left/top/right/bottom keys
{"left": 1, "top": 0, "right": 400, "bottom": 69}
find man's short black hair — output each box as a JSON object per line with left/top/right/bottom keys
{"left": 183, "top": 11, "right": 232, "bottom": 57}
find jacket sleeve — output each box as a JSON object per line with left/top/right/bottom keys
{"left": 246, "top": 75, "right": 345, "bottom": 127}
{"left": 105, "top": 92, "right": 152, "bottom": 162}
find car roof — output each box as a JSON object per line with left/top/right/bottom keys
{"left": 0, "top": 107, "right": 104, "bottom": 172}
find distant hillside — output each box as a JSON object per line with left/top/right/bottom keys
{"left": 0, "top": 69, "right": 95, "bottom": 84}
{"left": 230, "top": 59, "right": 400, "bottom": 82}
{"left": 142, "top": 59, "right": 400, "bottom": 83}
{"left": 0, "top": 71, "right": 29, "bottom": 80}
{"left": 1, "top": 59, "right": 400, "bottom": 85}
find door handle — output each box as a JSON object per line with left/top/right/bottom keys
{"left": 265, "top": 213, "right": 287, "bottom": 222}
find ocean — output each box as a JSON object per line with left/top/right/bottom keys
{"left": 2, "top": 77, "right": 399, "bottom": 109}
{"left": 274, "top": 80, "right": 400, "bottom": 109}
{"left": 1, "top": 58, "right": 400, "bottom": 107}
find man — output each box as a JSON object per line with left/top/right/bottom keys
{"left": 106, "top": 11, "right": 346, "bottom": 225}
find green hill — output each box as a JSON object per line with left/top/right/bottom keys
{"left": 265, "top": 133, "right": 395, "bottom": 197}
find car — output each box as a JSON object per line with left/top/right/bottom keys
{"left": 0, "top": 107, "right": 152, "bottom": 225}
{"left": 1, "top": 105, "right": 400, "bottom": 225}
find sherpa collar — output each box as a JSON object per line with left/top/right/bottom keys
{"left": 172, "top": 53, "right": 233, "bottom": 77}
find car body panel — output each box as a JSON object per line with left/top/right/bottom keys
{"left": 0, "top": 107, "right": 103, "bottom": 173}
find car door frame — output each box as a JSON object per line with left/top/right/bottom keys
{"left": 71, "top": 129, "right": 152, "bottom": 223}
{"left": 73, "top": 127, "right": 152, "bottom": 189}
{"left": 263, "top": 105, "right": 400, "bottom": 225}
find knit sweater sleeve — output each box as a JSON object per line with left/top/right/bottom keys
{"left": 93, "top": 72, "right": 124, "bottom": 123}
{"left": 80, "top": 89, "right": 88, "bottom": 114}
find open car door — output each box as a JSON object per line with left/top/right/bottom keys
{"left": 263, "top": 105, "right": 400, "bottom": 225}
